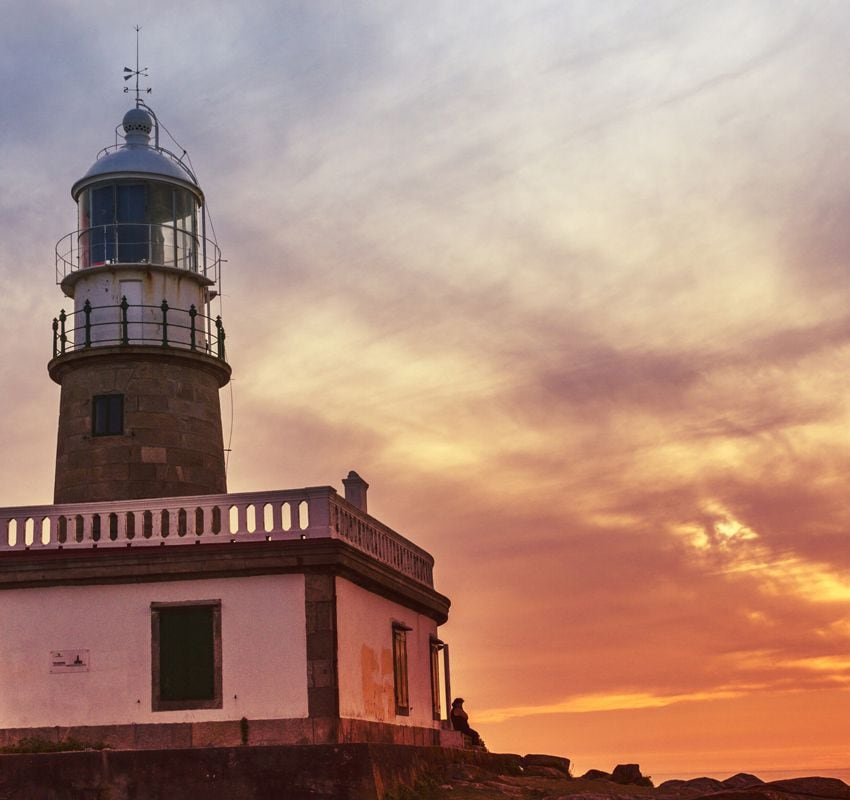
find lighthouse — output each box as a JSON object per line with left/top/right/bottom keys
{"left": 0, "top": 92, "right": 457, "bottom": 756}
{"left": 51, "top": 102, "right": 229, "bottom": 504}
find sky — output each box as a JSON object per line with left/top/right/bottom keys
{"left": 2, "top": 0, "right": 850, "bottom": 779}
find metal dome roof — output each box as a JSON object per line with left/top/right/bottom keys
{"left": 71, "top": 106, "right": 202, "bottom": 200}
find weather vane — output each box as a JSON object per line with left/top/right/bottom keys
{"left": 123, "top": 25, "right": 152, "bottom": 102}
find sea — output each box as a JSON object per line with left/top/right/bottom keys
{"left": 652, "top": 768, "right": 850, "bottom": 785}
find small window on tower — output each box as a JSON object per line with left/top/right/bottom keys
{"left": 92, "top": 394, "right": 124, "bottom": 436}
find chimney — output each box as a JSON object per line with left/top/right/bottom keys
{"left": 343, "top": 470, "right": 369, "bottom": 513}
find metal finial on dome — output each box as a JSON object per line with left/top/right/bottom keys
{"left": 122, "top": 107, "right": 153, "bottom": 145}
{"left": 123, "top": 25, "right": 152, "bottom": 103}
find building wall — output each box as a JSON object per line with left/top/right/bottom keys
{"left": 335, "top": 576, "right": 439, "bottom": 729}
{"left": 0, "top": 574, "right": 308, "bottom": 728}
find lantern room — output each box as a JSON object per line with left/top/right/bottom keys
{"left": 54, "top": 104, "right": 223, "bottom": 353}
{"left": 70, "top": 108, "right": 206, "bottom": 274}
{"left": 74, "top": 180, "right": 199, "bottom": 270}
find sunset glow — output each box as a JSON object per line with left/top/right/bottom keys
{"left": 2, "top": 0, "right": 850, "bottom": 778}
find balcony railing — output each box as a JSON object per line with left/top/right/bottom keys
{"left": 56, "top": 224, "right": 221, "bottom": 283}
{"left": 0, "top": 488, "right": 435, "bottom": 587}
{"left": 51, "top": 298, "right": 226, "bottom": 361}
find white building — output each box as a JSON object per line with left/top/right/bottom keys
{"left": 0, "top": 99, "right": 458, "bottom": 751}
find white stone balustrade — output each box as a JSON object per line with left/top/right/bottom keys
{"left": 0, "top": 487, "right": 434, "bottom": 587}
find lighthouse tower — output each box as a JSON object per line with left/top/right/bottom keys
{"left": 50, "top": 102, "right": 229, "bottom": 503}
{"left": 0, "top": 88, "right": 456, "bottom": 768}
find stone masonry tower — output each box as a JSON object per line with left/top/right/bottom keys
{"left": 50, "top": 103, "right": 230, "bottom": 503}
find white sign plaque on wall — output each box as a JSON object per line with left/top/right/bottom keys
{"left": 50, "top": 649, "right": 90, "bottom": 673}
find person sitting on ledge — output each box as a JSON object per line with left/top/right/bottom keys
{"left": 450, "top": 697, "right": 484, "bottom": 748}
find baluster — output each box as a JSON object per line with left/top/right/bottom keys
{"left": 216, "top": 316, "right": 225, "bottom": 359}
{"left": 116, "top": 511, "right": 127, "bottom": 543}
{"left": 160, "top": 300, "right": 169, "bottom": 347}
{"left": 83, "top": 299, "right": 92, "bottom": 348}
{"left": 189, "top": 305, "right": 197, "bottom": 350}
{"left": 166, "top": 507, "right": 178, "bottom": 539}
{"left": 30, "top": 517, "right": 41, "bottom": 549}
{"left": 120, "top": 295, "right": 129, "bottom": 345}
{"left": 52, "top": 317, "right": 58, "bottom": 358}
{"left": 59, "top": 310, "right": 67, "bottom": 355}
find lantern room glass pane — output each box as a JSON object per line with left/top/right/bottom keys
{"left": 116, "top": 184, "right": 147, "bottom": 263}
{"left": 90, "top": 185, "right": 115, "bottom": 264}
{"left": 175, "top": 188, "right": 194, "bottom": 230}
{"left": 148, "top": 183, "right": 174, "bottom": 267}
{"left": 174, "top": 189, "right": 197, "bottom": 270}
{"left": 77, "top": 188, "right": 90, "bottom": 231}
{"left": 77, "top": 188, "right": 91, "bottom": 268}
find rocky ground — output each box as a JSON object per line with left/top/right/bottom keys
{"left": 422, "top": 758, "right": 850, "bottom": 800}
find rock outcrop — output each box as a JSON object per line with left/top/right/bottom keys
{"left": 658, "top": 777, "right": 727, "bottom": 794}
{"left": 524, "top": 754, "right": 572, "bottom": 777}
{"left": 723, "top": 775, "right": 765, "bottom": 790}
{"left": 433, "top": 758, "right": 850, "bottom": 800}
{"left": 767, "top": 778, "right": 850, "bottom": 800}
{"left": 612, "top": 764, "right": 653, "bottom": 787}
{"left": 583, "top": 769, "right": 613, "bottom": 781}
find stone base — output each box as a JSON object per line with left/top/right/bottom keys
{"left": 0, "top": 716, "right": 463, "bottom": 751}
{"left": 0, "top": 742, "right": 513, "bottom": 800}
{"left": 51, "top": 346, "right": 230, "bottom": 503}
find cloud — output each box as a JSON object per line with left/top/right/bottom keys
{"left": 477, "top": 687, "right": 751, "bottom": 724}
{"left": 5, "top": 0, "right": 850, "bottom": 774}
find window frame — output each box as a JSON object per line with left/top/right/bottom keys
{"left": 392, "top": 622, "right": 412, "bottom": 716}
{"left": 151, "top": 599, "right": 223, "bottom": 712}
{"left": 429, "top": 637, "right": 443, "bottom": 721}
{"left": 92, "top": 394, "right": 124, "bottom": 437}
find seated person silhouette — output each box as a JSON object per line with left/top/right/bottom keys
{"left": 450, "top": 698, "right": 484, "bottom": 747}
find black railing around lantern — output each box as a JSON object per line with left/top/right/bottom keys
{"left": 52, "top": 298, "right": 226, "bottom": 361}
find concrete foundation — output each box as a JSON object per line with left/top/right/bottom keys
{"left": 0, "top": 717, "right": 463, "bottom": 751}
{"left": 0, "top": 743, "right": 513, "bottom": 800}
